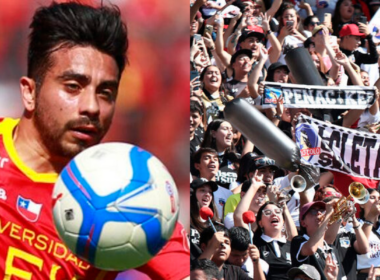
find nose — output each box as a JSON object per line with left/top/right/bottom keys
{"left": 79, "top": 90, "right": 100, "bottom": 118}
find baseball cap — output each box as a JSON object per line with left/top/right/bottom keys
{"left": 266, "top": 62, "right": 289, "bottom": 82}
{"left": 248, "top": 156, "right": 279, "bottom": 173}
{"left": 300, "top": 201, "right": 326, "bottom": 220}
{"left": 238, "top": 26, "right": 265, "bottom": 43}
{"left": 339, "top": 24, "right": 365, "bottom": 38}
{"left": 190, "top": 178, "right": 218, "bottom": 192}
{"left": 287, "top": 264, "right": 321, "bottom": 280}
{"left": 230, "top": 49, "right": 253, "bottom": 65}
{"left": 311, "top": 25, "right": 333, "bottom": 36}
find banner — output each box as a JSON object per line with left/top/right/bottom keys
{"left": 262, "top": 82, "right": 376, "bottom": 109}
{"left": 295, "top": 114, "right": 380, "bottom": 179}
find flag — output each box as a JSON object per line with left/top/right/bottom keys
{"left": 17, "top": 195, "right": 42, "bottom": 222}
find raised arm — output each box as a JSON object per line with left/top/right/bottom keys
{"left": 234, "top": 173, "right": 265, "bottom": 229}
{"left": 260, "top": 12, "right": 281, "bottom": 63}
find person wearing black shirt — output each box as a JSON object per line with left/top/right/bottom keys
{"left": 339, "top": 23, "right": 379, "bottom": 67}
{"left": 253, "top": 201, "right": 297, "bottom": 280}
{"left": 291, "top": 201, "right": 347, "bottom": 280}
{"left": 191, "top": 100, "right": 205, "bottom": 176}
{"left": 197, "top": 225, "right": 266, "bottom": 280}
{"left": 200, "top": 119, "right": 240, "bottom": 189}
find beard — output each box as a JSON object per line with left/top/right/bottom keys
{"left": 33, "top": 99, "right": 108, "bottom": 160}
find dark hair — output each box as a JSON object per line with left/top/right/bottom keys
{"left": 191, "top": 259, "right": 222, "bottom": 280}
{"left": 229, "top": 226, "right": 250, "bottom": 251}
{"left": 28, "top": 2, "right": 128, "bottom": 88}
{"left": 201, "top": 119, "right": 236, "bottom": 153}
{"left": 191, "top": 100, "right": 203, "bottom": 116}
{"left": 200, "top": 65, "right": 228, "bottom": 103}
{"left": 237, "top": 153, "right": 256, "bottom": 182}
{"left": 200, "top": 224, "right": 230, "bottom": 247}
{"left": 241, "top": 180, "right": 252, "bottom": 193}
{"left": 254, "top": 201, "right": 284, "bottom": 239}
{"left": 193, "top": 147, "right": 218, "bottom": 164}
{"left": 190, "top": 182, "right": 219, "bottom": 233}
{"left": 332, "top": 0, "right": 353, "bottom": 36}
{"left": 303, "top": 15, "right": 319, "bottom": 27}
{"left": 278, "top": 3, "right": 300, "bottom": 32}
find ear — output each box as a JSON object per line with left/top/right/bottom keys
{"left": 300, "top": 219, "right": 306, "bottom": 228}
{"left": 20, "top": 77, "right": 37, "bottom": 112}
{"left": 194, "top": 163, "right": 201, "bottom": 171}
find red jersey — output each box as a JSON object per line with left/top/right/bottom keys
{"left": 0, "top": 118, "right": 189, "bottom": 280}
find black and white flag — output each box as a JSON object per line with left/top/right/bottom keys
{"left": 263, "top": 82, "right": 376, "bottom": 109}
{"left": 295, "top": 114, "right": 380, "bottom": 179}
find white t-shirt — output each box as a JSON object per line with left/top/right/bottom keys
{"left": 202, "top": 0, "right": 226, "bottom": 17}
{"left": 214, "top": 185, "right": 233, "bottom": 220}
{"left": 357, "top": 109, "right": 380, "bottom": 128}
{"left": 356, "top": 221, "right": 380, "bottom": 270}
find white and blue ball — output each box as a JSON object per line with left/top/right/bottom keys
{"left": 52, "top": 142, "right": 179, "bottom": 271}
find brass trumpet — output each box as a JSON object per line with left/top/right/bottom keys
{"left": 321, "top": 182, "right": 369, "bottom": 225}
{"left": 277, "top": 175, "right": 307, "bottom": 203}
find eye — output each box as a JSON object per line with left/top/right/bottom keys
{"left": 65, "top": 83, "right": 81, "bottom": 92}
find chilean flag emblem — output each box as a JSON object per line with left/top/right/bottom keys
{"left": 17, "top": 196, "right": 42, "bottom": 222}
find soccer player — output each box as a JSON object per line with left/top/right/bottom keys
{"left": 0, "top": 2, "right": 189, "bottom": 279}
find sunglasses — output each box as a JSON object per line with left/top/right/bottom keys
{"left": 253, "top": 157, "right": 275, "bottom": 168}
{"left": 262, "top": 208, "right": 283, "bottom": 216}
{"left": 323, "top": 191, "right": 342, "bottom": 198}
{"left": 308, "top": 208, "right": 326, "bottom": 216}
{"left": 310, "top": 21, "right": 320, "bottom": 26}
{"left": 318, "top": 30, "right": 331, "bottom": 36}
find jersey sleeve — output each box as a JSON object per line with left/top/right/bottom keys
{"left": 291, "top": 235, "right": 308, "bottom": 266}
{"left": 136, "top": 222, "right": 190, "bottom": 280}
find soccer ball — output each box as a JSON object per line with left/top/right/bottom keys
{"left": 52, "top": 142, "right": 179, "bottom": 271}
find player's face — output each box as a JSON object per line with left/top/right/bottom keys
{"left": 31, "top": 46, "right": 119, "bottom": 159}
{"left": 196, "top": 185, "right": 213, "bottom": 208}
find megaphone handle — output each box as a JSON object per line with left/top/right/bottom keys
{"left": 208, "top": 217, "right": 217, "bottom": 233}
{"left": 248, "top": 223, "right": 253, "bottom": 245}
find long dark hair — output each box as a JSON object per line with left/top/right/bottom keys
{"left": 200, "top": 65, "right": 228, "bottom": 103}
{"left": 28, "top": 2, "right": 128, "bottom": 88}
{"left": 277, "top": 3, "right": 300, "bottom": 33}
{"left": 201, "top": 119, "right": 236, "bottom": 153}
{"left": 190, "top": 187, "right": 219, "bottom": 232}
{"left": 332, "top": 0, "right": 353, "bottom": 36}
